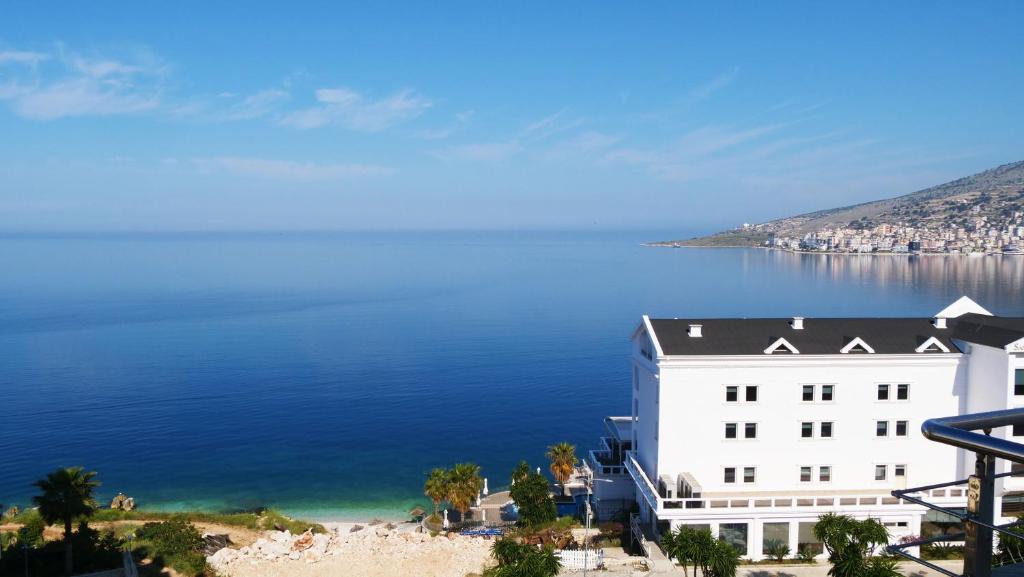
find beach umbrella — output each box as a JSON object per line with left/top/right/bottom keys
{"left": 483, "top": 477, "right": 489, "bottom": 496}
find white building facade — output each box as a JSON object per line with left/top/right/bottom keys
{"left": 590, "top": 296, "right": 1024, "bottom": 560}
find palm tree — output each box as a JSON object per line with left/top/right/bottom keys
{"left": 446, "top": 463, "right": 483, "bottom": 521}
{"left": 424, "top": 468, "right": 450, "bottom": 518}
{"left": 33, "top": 466, "right": 100, "bottom": 577}
{"left": 545, "top": 442, "right": 578, "bottom": 494}
{"left": 813, "top": 513, "right": 895, "bottom": 577}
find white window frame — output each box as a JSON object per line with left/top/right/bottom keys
{"left": 876, "top": 420, "right": 889, "bottom": 437}
{"left": 875, "top": 464, "right": 888, "bottom": 481}
{"left": 819, "top": 465, "right": 832, "bottom": 483}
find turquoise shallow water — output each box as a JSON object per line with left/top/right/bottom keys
{"left": 1, "top": 231, "right": 1023, "bottom": 519}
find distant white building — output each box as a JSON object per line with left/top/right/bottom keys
{"left": 588, "top": 296, "right": 1024, "bottom": 560}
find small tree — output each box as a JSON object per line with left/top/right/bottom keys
{"left": 813, "top": 513, "right": 898, "bottom": 577}
{"left": 424, "top": 468, "right": 450, "bottom": 518}
{"left": 545, "top": 443, "right": 578, "bottom": 495}
{"left": 509, "top": 462, "right": 556, "bottom": 527}
{"left": 33, "top": 466, "right": 99, "bottom": 577}
{"left": 662, "top": 526, "right": 739, "bottom": 577}
{"left": 483, "top": 538, "right": 560, "bottom": 577}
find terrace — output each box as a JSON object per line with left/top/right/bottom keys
{"left": 624, "top": 450, "right": 965, "bottom": 517}
{"left": 588, "top": 417, "right": 632, "bottom": 477}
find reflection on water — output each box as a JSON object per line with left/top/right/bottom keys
{"left": 0, "top": 233, "right": 1021, "bottom": 517}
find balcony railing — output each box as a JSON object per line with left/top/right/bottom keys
{"left": 589, "top": 437, "right": 629, "bottom": 476}
{"left": 624, "top": 450, "right": 949, "bottom": 516}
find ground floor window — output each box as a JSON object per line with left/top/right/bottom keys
{"left": 719, "top": 523, "right": 748, "bottom": 555}
{"left": 797, "top": 521, "right": 823, "bottom": 556}
{"left": 762, "top": 522, "right": 790, "bottom": 556}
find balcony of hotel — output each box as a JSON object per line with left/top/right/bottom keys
{"left": 588, "top": 416, "right": 633, "bottom": 477}
{"left": 624, "top": 450, "right": 966, "bottom": 517}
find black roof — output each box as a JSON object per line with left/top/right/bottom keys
{"left": 647, "top": 315, "right": 1024, "bottom": 356}
{"left": 951, "top": 314, "right": 1024, "bottom": 349}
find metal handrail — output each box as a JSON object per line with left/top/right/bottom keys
{"left": 922, "top": 408, "right": 1024, "bottom": 462}
{"left": 886, "top": 408, "right": 1024, "bottom": 577}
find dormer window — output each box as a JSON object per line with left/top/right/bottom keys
{"left": 915, "top": 336, "right": 950, "bottom": 353}
{"left": 764, "top": 337, "right": 799, "bottom": 355}
{"left": 841, "top": 337, "right": 875, "bottom": 354}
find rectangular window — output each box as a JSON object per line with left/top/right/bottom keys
{"left": 1016, "top": 369, "right": 1024, "bottom": 396}
{"left": 762, "top": 523, "right": 790, "bottom": 556}
{"left": 800, "top": 466, "right": 812, "bottom": 482}
{"left": 726, "top": 386, "right": 738, "bottom": 402}
{"left": 720, "top": 523, "right": 748, "bottom": 556}
{"left": 875, "top": 465, "right": 888, "bottom": 481}
{"left": 819, "top": 466, "right": 832, "bottom": 482}
{"left": 820, "top": 422, "right": 834, "bottom": 438}
{"left": 822, "top": 385, "right": 834, "bottom": 401}
{"left": 876, "top": 421, "right": 889, "bottom": 437}
{"left": 896, "top": 420, "right": 908, "bottom": 437}
{"left": 798, "top": 522, "right": 824, "bottom": 556}
{"left": 724, "top": 467, "right": 736, "bottom": 483}
{"left": 745, "top": 423, "right": 757, "bottom": 439}
{"left": 1012, "top": 463, "right": 1024, "bottom": 477}
{"left": 1015, "top": 424, "right": 1024, "bottom": 437}
{"left": 897, "top": 384, "right": 909, "bottom": 400}
{"left": 877, "top": 384, "right": 890, "bottom": 400}
{"left": 801, "top": 422, "right": 814, "bottom": 438}
{"left": 895, "top": 465, "right": 906, "bottom": 478}
{"left": 743, "top": 467, "right": 756, "bottom": 483}
{"left": 725, "top": 423, "right": 737, "bottom": 439}
{"left": 745, "top": 385, "right": 758, "bottom": 402}
{"left": 802, "top": 385, "right": 815, "bottom": 401}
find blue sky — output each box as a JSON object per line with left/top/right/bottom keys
{"left": 1, "top": 1, "right": 1022, "bottom": 232}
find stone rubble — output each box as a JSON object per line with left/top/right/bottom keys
{"left": 208, "top": 523, "right": 495, "bottom": 577}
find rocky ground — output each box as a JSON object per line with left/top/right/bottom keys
{"left": 207, "top": 522, "right": 495, "bottom": 577}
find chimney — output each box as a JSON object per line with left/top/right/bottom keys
{"left": 933, "top": 317, "right": 947, "bottom": 329}
{"left": 688, "top": 324, "right": 703, "bottom": 338}
{"left": 791, "top": 317, "right": 805, "bottom": 330}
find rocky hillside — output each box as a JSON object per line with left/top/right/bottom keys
{"left": 659, "top": 160, "right": 1024, "bottom": 247}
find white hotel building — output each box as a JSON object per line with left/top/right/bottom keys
{"left": 588, "top": 296, "right": 1024, "bottom": 560}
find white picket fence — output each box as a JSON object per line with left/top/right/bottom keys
{"left": 555, "top": 548, "right": 604, "bottom": 571}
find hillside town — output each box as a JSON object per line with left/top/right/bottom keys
{"left": 764, "top": 207, "right": 1024, "bottom": 254}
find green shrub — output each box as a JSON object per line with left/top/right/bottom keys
{"left": 17, "top": 511, "right": 45, "bottom": 547}
{"left": 796, "top": 544, "right": 818, "bottom": 563}
{"left": 922, "top": 542, "right": 964, "bottom": 560}
{"left": 134, "top": 518, "right": 210, "bottom": 577}
{"left": 763, "top": 539, "right": 790, "bottom": 562}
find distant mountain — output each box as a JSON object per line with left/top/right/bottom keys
{"left": 658, "top": 160, "right": 1024, "bottom": 247}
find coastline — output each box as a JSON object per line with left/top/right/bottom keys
{"left": 644, "top": 244, "right": 1024, "bottom": 257}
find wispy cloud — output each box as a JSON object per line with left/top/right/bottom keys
{"left": 221, "top": 89, "right": 290, "bottom": 121}
{"left": 542, "top": 131, "right": 621, "bottom": 161}
{"left": 414, "top": 109, "right": 474, "bottom": 140}
{"left": 688, "top": 67, "right": 739, "bottom": 102}
{"left": 0, "top": 50, "right": 49, "bottom": 66}
{"left": 281, "top": 87, "right": 432, "bottom": 131}
{"left": 193, "top": 157, "right": 394, "bottom": 181}
{"left": 0, "top": 45, "right": 165, "bottom": 119}
{"left": 519, "top": 110, "right": 584, "bottom": 141}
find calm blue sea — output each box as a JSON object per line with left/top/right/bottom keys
{"left": 2, "top": 231, "right": 1023, "bottom": 519}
